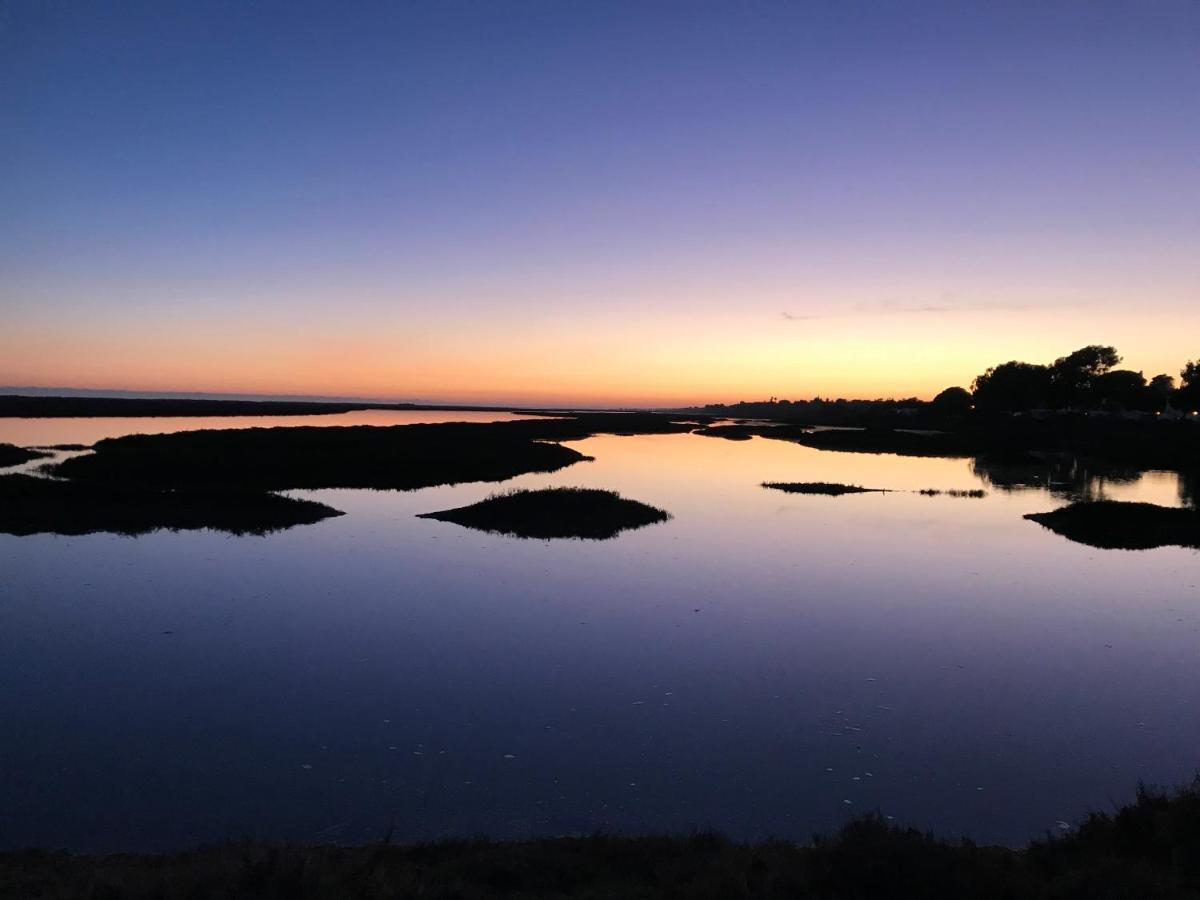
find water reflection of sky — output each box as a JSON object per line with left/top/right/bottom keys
{"left": 1, "top": 425, "right": 1197, "bottom": 852}
{"left": 0, "top": 408, "right": 539, "bottom": 447}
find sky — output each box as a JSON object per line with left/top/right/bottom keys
{"left": 2, "top": 1, "right": 1198, "bottom": 407}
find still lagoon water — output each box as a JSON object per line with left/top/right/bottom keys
{"left": 1, "top": 412, "right": 1197, "bottom": 851}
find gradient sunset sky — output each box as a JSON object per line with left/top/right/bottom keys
{"left": 3, "top": 1, "right": 1198, "bottom": 406}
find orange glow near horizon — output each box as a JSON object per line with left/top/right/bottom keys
{"left": 6, "top": 2, "right": 1199, "bottom": 411}
{"left": 3, "top": 302, "right": 1196, "bottom": 408}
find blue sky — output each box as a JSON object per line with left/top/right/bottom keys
{"left": 3, "top": 1, "right": 1198, "bottom": 403}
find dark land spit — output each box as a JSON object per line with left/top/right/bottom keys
{"left": 696, "top": 417, "right": 1200, "bottom": 475}
{"left": 692, "top": 423, "right": 759, "bottom": 440}
{"left": 0, "top": 474, "right": 341, "bottom": 536}
{"left": 689, "top": 421, "right": 974, "bottom": 454}
{"left": 762, "top": 481, "right": 889, "bottom": 496}
{"left": 1025, "top": 500, "right": 1200, "bottom": 550}
{"left": 776, "top": 427, "right": 979, "bottom": 458}
{"left": 49, "top": 414, "right": 697, "bottom": 492}
{"left": 0, "top": 394, "right": 401, "bottom": 418}
{"left": 3, "top": 781, "right": 1199, "bottom": 899}
{"left": 0, "top": 443, "right": 49, "bottom": 469}
{"left": 52, "top": 424, "right": 587, "bottom": 491}
{"left": 419, "top": 487, "right": 671, "bottom": 539}
{"left": 0, "top": 393, "right": 692, "bottom": 420}
{"left": 919, "top": 488, "right": 988, "bottom": 498}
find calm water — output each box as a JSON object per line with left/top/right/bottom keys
{"left": 1, "top": 416, "right": 1197, "bottom": 852}
{"left": 0, "top": 408, "right": 540, "bottom": 447}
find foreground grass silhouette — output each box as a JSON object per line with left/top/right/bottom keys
{"left": 1025, "top": 501, "right": 1200, "bottom": 550}
{"left": 3, "top": 781, "right": 1198, "bottom": 899}
{"left": 0, "top": 443, "right": 48, "bottom": 469}
{"left": 0, "top": 474, "right": 342, "bottom": 536}
{"left": 419, "top": 487, "right": 671, "bottom": 539}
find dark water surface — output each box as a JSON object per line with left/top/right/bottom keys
{"left": 1, "top": 415, "right": 1197, "bottom": 851}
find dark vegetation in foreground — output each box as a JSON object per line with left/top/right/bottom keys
{"left": 761, "top": 482, "right": 887, "bottom": 496}
{"left": 1025, "top": 501, "right": 1200, "bottom": 550}
{"left": 0, "top": 474, "right": 342, "bottom": 536}
{"left": 0, "top": 442, "right": 49, "bottom": 468}
{"left": 4, "top": 781, "right": 1200, "bottom": 899}
{"left": 419, "top": 487, "right": 671, "bottom": 539}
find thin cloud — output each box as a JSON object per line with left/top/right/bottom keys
{"left": 779, "top": 298, "right": 1046, "bottom": 321}
{"left": 859, "top": 297, "right": 1047, "bottom": 315}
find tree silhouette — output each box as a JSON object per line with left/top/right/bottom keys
{"left": 972, "top": 362, "right": 1052, "bottom": 412}
{"left": 1182, "top": 360, "right": 1199, "bottom": 389}
{"left": 1092, "top": 369, "right": 1146, "bottom": 409}
{"left": 930, "top": 386, "right": 973, "bottom": 415}
{"left": 1049, "top": 345, "right": 1121, "bottom": 407}
{"left": 1179, "top": 360, "right": 1200, "bottom": 411}
{"left": 1149, "top": 374, "right": 1175, "bottom": 395}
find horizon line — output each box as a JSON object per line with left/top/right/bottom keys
{"left": 0, "top": 384, "right": 947, "bottom": 410}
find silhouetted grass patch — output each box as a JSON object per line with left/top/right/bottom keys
{"left": 1025, "top": 501, "right": 1200, "bottom": 550}
{"left": 762, "top": 482, "right": 889, "bottom": 496}
{"left": 692, "top": 424, "right": 760, "bottom": 440}
{"left": 51, "top": 424, "right": 589, "bottom": 491}
{"left": 4, "top": 779, "right": 1200, "bottom": 898}
{"left": 418, "top": 487, "right": 671, "bottom": 539}
{"left": 689, "top": 424, "right": 984, "bottom": 458}
{"left": 777, "top": 427, "right": 979, "bottom": 457}
{"left": 49, "top": 414, "right": 696, "bottom": 492}
{"left": 0, "top": 474, "right": 342, "bottom": 536}
{"left": 0, "top": 443, "right": 49, "bottom": 469}
{"left": 919, "top": 488, "right": 988, "bottom": 498}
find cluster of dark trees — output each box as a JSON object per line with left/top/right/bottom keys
{"left": 690, "top": 396, "right": 924, "bottom": 424}
{"left": 942, "top": 346, "right": 1200, "bottom": 415}
{"left": 688, "top": 346, "right": 1199, "bottom": 423}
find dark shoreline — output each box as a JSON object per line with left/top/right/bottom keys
{"left": 1025, "top": 501, "right": 1200, "bottom": 550}
{"left": 1, "top": 414, "right": 699, "bottom": 536}
{"left": 4, "top": 409, "right": 1195, "bottom": 536}
{"left": 47, "top": 414, "right": 696, "bottom": 490}
{"left": 0, "top": 392, "right": 665, "bottom": 420}
{"left": 0, "top": 442, "right": 49, "bottom": 468}
{"left": 4, "top": 393, "right": 1195, "bottom": 483}
{"left": 0, "top": 473, "right": 343, "bottom": 536}
{"left": 3, "top": 781, "right": 1197, "bottom": 899}
{"left": 0, "top": 394, "right": 546, "bottom": 419}
{"left": 695, "top": 417, "right": 1200, "bottom": 481}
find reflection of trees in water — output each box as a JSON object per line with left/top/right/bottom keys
{"left": 971, "top": 453, "right": 1144, "bottom": 502}
{"left": 1180, "top": 471, "right": 1198, "bottom": 508}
